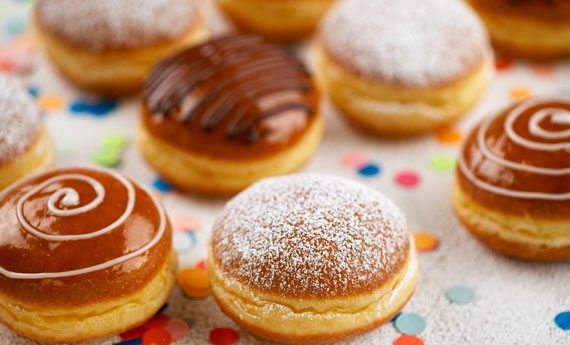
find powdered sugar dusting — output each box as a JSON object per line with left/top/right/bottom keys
{"left": 212, "top": 174, "right": 409, "bottom": 298}
{"left": 36, "top": 0, "right": 198, "bottom": 51}
{"left": 0, "top": 76, "right": 41, "bottom": 164}
{"left": 320, "top": 0, "right": 489, "bottom": 86}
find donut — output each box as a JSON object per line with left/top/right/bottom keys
{"left": 314, "top": 0, "right": 493, "bottom": 135}
{"left": 213, "top": 0, "right": 338, "bottom": 42}
{"left": 33, "top": 0, "right": 208, "bottom": 95}
{"left": 0, "top": 166, "right": 176, "bottom": 342}
{"left": 0, "top": 76, "right": 54, "bottom": 191}
{"left": 465, "top": 0, "right": 570, "bottom": 59}
{"left": 452, "top": 97, "right": 570, "bottom": 261}
{"left": 137, "top": 34, "right": 323, "bottom": 195}
{"left": 209, "top": 174, "right": 418, "bottom": 343}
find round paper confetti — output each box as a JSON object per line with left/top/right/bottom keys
{"left": 5, "top": 17, "right": 26, "bottom": 36}
{"left": 145, "top": 313, "right": 170, "bottom": 330}
{"left": 27, "top": 85, "right": 38, "bottom": 98}
{"left": 164, "top": 318, "right": 190, "bottom": 340}
{"left": 395, "top": 313, "right": 426, "bottom": 335}
{"left": 390, "top": 312, "right": 402, "bottom": 323}
{"left": 532, "top": 64, "right": 555, "bottom": 76}
{"left": 152, "top": 178, "right": 174, "bottom": 193}
{"left": 554, "top": 311, "right": 570, "bottom": 331}
{"left": 173, "top": 232, "right": 197, "bottom": 253}
{"left": 447, "top": 286, "right": 476, "bottom": 304}
{"left": 142, "top": 328, "right": 172, "bottom": 345}
{"left": 102, "top": 132, "right": 128, "bottom": 151}
{"left": 494, "top": 57, "right": 512, "bottom": 72}
{"left": 39, "top": 94, "right": 64, "bottom": 111}
{"left": 395, "top": 171, "right": 420, "bottom": 188}
{"left": 429, "top": 154, "right": 456, "bottom": 172}
{"left": 91, "top": 149, "right": 121, "bottom": 167}
{"left": 358, "top": 163, "right": 381, "bottom": 177}
{"left": 394, "top": 335, "right": 424, "bottom": 345}
{"left": 413, "top": 232, "right": 439, "bottom": 252}
{"left": 210, "top": 327, "right": 239, "bottom": 345}
{"left": 115, "top": 339, "right": 142, "bottom": 345}
{"left": 436, "top": 125, "right": 462, "bottom": 145}
{"left": 510, "top": 85, "right": 533, "bottom": 102}
{"left": 196, "top": 259, "right": 207, "bottom": 271}
{"left": 170, "top": 214, "right": 201, "bottom": 231}
{"left": 70, "top": 99, "right": 118, "bottom": 116}
{"left": 341, "top": 151, "right": 368, "bottom": 169}
{"left": 178, "top": 267, "right": 210, "bottom": 298}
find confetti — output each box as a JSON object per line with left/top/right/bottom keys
{"left": 413, "top": 231, "right": 439, "bottom": 252}
{"left": 173, "top": 232, "right": 197, "bottom": 253}
{"left": 114, "top": 339, "right": 142, "bottom": 345}
{"left": 196, "top": 259, "right": 207, "bottom": 271}
{"left": 39, "top": 94, "right": 64, "bottom": 111}
{"left": 210, "top": 328, "right": 239, "bottom": 345}
{"left": 494, "top": 57, "right": 512, "bottom": 72}
{"left": 358, "top": 163, "right": 381, "bottom": 177}
{"left": 4, "top": 17, "right": 26, "bottom": 36}
{"left": 341, "top": 151, "right": 368, "bottom": 169}
{"left": 532, "top": 64, "right": 555, "bottom": 77}
{"left": 142, "top": 328, "right": 172, "bottom": 345}
{"left": 70, "top": 99, "right": 118, "bottom": 116}
{"left": 164, "top": 318, "right": 190, "bottom": 340}
{"left": 395, "top": 313, "right": 426, "bottom": 335}
{"left": 178, "top": 267, "right": 210, "bottom": 298}
{"left": 101, "top": 132, "right": 128, "bottom": 151}
{"left": 390, "top": 312, "right": 402, "bottom": 323}
{"left": 145, "top": 313, "right": 170, "bottom": 330}
{"left": 510, "top": 85, "right": 533, "bottom": 102}
{"left": 170, "top": 214, "right": 201, "bottom": 231}
{"left": 436, "top": 125, "right": 463, "bottom": 144}
{"left": 394, "top": 335, "right": 424, "bottom": 345}
{"left": 91, "top": 149, "right": 121, "bottom": 167}
{"left": 429, "top": 154, "right": 456, "bottom": 172}
{"left": 27, "top": 85, "right": 38, "bottom": 98}
{"left": 395, "top": 171, "right": 420, "bottom": 188}
{"left": 447, "top": 286, "right": 476, "bottom": 304}
{"left": 554, "top": 311, "right": 570, "bottom": 331}
{"left": 152, "top": 178, "right": 174, "bottom": 193}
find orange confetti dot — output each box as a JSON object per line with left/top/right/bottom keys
{"left": 39, "top": 94, "right": 64, "bottom": 111}
{"left": 178, "top": 267, "right": 210, "bottom": 298}
{"left": 510, "top": 86, "right": 533, "bottom": 102}
{"left": 436, "top": 125, "right": 463, "bottom": 145}
{"left": 394, "top": 335, "right": 425, "bottom": 345}
{"left": 142, "top": 327, "right": 172, "bottom": 345}
{"left": 413, "top": 231, "right": 439, "bottom": 252}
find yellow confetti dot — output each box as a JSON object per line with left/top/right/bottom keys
{"left": 39, "top": 94, "right": 64, "bottom": 111}
{"left": 510, "top": 86, "right": 533, "bottom": 102}
{"left": 413, "top": 231, "right": 439, "bottom": 252}
{"left": 177, "top": 267, "right": 210, "bottom": 298}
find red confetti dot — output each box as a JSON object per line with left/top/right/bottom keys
{"left": 142, "top": 328, "right": 172, "bottom": 345}
{"left": 210, "top": 327, "right": 239, "bottom": 345}
{"left": 394, "top": 335, "right": 425, "bottom": 345}
{"left": 120, "top": 324, "right": 147, "bottom": 341}
{"left": 395, "top": 171, "right": 420, "bottom": 188}
{"left": 494, "top": 57, "right": 512, "bottom": 71}
{"left": 196, "top": 259, "right": 208, "bottom": 271}
{"left": 145, "top": 313, "right": 170, "bottom": 329}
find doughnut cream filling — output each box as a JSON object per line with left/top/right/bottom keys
{"left": 209, "top": 239, "right": 418, "bottom": 337}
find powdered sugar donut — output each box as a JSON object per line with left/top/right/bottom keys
{"left": 209, "top": 174, "right": 418, "bottom": 343}
{"left": 314, "top": 0, "right": 494, "bottom": 135}
{"left": 33, "top": 0, "right": 208, "bottom": 94}
{"left": 0, "top": 76, "right": 54, "bottom": 190}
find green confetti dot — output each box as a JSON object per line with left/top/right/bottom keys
{"left": 429, "top": 154, "right": 456, "bottom": 172}
{"left": 101, "top": 132, "right": 128, "bottom": 152}
{"left": 91, "top": 149, "right": 121, "bottom": 167}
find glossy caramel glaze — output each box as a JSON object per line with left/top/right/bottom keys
{"left": 0, "top": 167, "right": 172, "bottom": 307}
{"left": 142, "top": 34, "right": 319, "bottom": 161}
{"left": 468, "top": 0, "right": 570, "bottom": 22}
{"left": 457, "top": 98, "right": 570, "bottom": 219}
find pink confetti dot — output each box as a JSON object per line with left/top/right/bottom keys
{"left": 170, "top": 214, "right": 201, "bottom": 231}
{"left": 395, "top": 171, "right": 420, "bottom": 188}
{"left": 341, "top": 151, "right": 368, "bottom": 169}
{"left": 164, "top": 318, "right": 190, "bottom": 340}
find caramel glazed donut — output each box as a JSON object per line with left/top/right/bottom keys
{"left": 465, "top": 0, "right": 570, "bottom": 59}
{"left": 209, "top": 174, "right": 419, "bottom": 344}
{"left": 0, "top": 167, "right": 176, "bottom": 342}
{"left": 32, "top": 0, "right": 208, "bottom": 95}
{"left": 137, "top": 34, "right": 323, "bottom": 195}
{"left": 0, "top": 76, "right": 54, "bottom": 190}
{"left": 452, "top": 97, "right": 570, "bottom": 261}
{"left": 314, "top": 0, "right": 494, "bottom": 135}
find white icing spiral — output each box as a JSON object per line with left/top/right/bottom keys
{"left": 458, "top": 97, "right": 570, "bottom": 200}
{"left": 0, "top": 167, "right": 166, "bottom": 279}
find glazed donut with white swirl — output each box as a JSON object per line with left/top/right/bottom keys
{"left": 0, "top": 76, "right": 54, "bottom": 190}
{"left": 452, "top": 97, "right": 570, "bottom": 260}
{"left": 209, "top": 174, "right": 418, "bottom": 343}
{"left": 0, "top": 167, "right": 176, "bottom": 342}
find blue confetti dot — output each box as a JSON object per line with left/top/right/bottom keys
{"left": 173, "top": 232, "right": 197, "bottom": 253}
{"left": 555, "top": 311, "right": 570, "bottom": 330}
{"left": 113, "top": 339, "right": 142, "bottom": 345}
{"left": 69, "top": 99, "right": 118, "bottom": 117}
{"left": 390, "top": 312, "right": 402, "bottom": 323}
{"left": 447, "top": 286, "right": 476, "bottom": 304}
{"left": 395, "top": 313, "right": 426, "bottom": 335}
{"left": 358, "top": 163, "right": 381, "bottom": 177}
{"left": 152, "top": 177, "right": 174, "bottom": 193}
{"left": 27, "top": 85, "right": 39, "bottom": 98}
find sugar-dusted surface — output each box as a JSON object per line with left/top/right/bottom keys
{"left": 212, "top": 174, "right": 409, "bottom": 297}
{"left": 0, "top": 76, "right": 41, "bottom": 165}
{"left": 35, "top": 0, "right": 198, "bottom": 51}
{"left": 320, "top": 0, "right": 489, "bottom": 87}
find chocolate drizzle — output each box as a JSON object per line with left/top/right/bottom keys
{"left": 143, "top": 34, "right": 314, "bottom": 144}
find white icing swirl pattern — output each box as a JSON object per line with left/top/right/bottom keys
{"left": 0, "top": 167, "right": 166, "bottom": 280}
{"left": 458, "top": 97, "right": 570, "bottom": 200}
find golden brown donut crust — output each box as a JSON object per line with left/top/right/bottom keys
{"left": 457, "top": 98, "right": 570, "bottom": 220}
{"left": 467, "top": 0, "right": 570, "bottom": 23}
{"left": 0, "top": 167, "right": 172, "bottom": 308}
